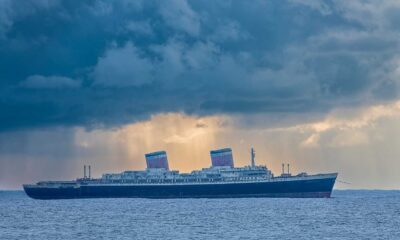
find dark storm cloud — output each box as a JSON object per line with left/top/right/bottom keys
{"left": 0, "top": 0, "right": 399, "bottom": 131}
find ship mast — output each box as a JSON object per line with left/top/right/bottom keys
{"left": 251, "top": 147, "right": 255, "bottom": 167}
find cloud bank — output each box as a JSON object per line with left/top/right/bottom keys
{"left": 0, "top": 0, "right": 399, "bottom": 131}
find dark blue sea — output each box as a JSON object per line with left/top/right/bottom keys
{"left": 1, "top": 190, "right": 399, "bottom": 239}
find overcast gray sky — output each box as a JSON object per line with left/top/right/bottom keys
{"left": 0, "top": 0, "right": 400, "bottom": 189}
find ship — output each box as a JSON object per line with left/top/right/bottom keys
{"left": 23, "top": 148, "right": 337, "bottom": 199}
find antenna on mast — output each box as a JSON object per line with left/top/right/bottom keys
{"left": 251, "top": 147, "right": 256, "bottom": 167}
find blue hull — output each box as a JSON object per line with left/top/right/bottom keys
{"left": 24, "top": 176, "right": 336, "bottom": 199}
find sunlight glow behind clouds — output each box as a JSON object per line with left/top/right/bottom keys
{"left": 3, "top": 100, "right": 398, "bottom": 189}
{"left": 1, "top": 100, "right": 400, "bottom": 189}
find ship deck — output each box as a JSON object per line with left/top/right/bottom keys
{"left": 24, "top": 173, "right": 338, "bottom": 188}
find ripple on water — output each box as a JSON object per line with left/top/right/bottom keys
{"left": 0, "top": 190, "right": 400, "bottom": 240}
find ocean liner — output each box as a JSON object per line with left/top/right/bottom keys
{"left": 23, "top": 148, "right": 337, "bottom": 199}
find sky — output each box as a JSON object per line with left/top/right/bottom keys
{"left": 0, "top": 0, "right": 400, "bottom": 189}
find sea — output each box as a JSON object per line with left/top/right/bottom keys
{"left": 0, "top": 190, "right": 399, "bottom": 240}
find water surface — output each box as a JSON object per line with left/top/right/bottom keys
{"left": 1, "top": 190, "right": 399, "bottom": 239}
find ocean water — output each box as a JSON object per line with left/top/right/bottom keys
{"left": 1, "top": 190, "right": 399, "bottom": 240}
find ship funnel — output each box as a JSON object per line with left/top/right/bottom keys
{"left": 210, "top": 148, "right": 234, "bottom": 168}
{"left": 251, "top": 148, "right": 255, "bottom": 167}
{"left": 282, "top": 163, "right": 284, "bottom": 175}
{"left": 84, "top": 165, "right": 87, "bottom": 179}
{"left": 145, "top": 151, "right": 169, "bottom": 170}
{"left": 88, "top": 165, "right": 91, "bottom": 179}
{"left": 287, "top": 164, "right": 290, "bottom": 174}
